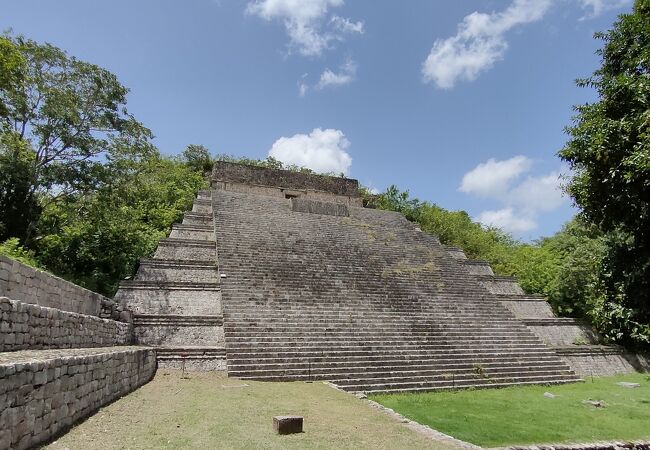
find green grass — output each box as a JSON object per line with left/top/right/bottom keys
{"left": 45, "top": 371, "right": 458, "bottom": 450}
{"left": 371, "top": 374, "right": 650, "bottom": 447}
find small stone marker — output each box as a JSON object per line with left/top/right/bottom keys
{"left": 616, "top": 382, "right": 640, "bottom": 388}
{"left": 543, "top": 392, "right": 556, "bottom": 398}
{"left": 582, "top": 399, "right": 605, "bottom": 408}
{"left": 273, "top": 415, "right": 303, "bottom": 435}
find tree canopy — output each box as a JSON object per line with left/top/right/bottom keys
{"left": 0, "top": 34, "right": 153, "bottom": 243}
{"left": 0, "top": 35, "right": 206, "bottom": 295}
{"left": 559, "top": 0, "right": 650, "bottom": 345}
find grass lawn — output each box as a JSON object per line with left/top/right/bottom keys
{"left": 371, "top": 373, "right": 650, "bottom": 448}
{"left": 45, "top": 370, "right": 459, "bottom": 450}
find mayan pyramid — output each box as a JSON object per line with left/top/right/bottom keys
{"left": 115, "top": 161, "right": 637, "bottom": 393}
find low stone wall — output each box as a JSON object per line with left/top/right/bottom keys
{"left": 212, "top": 161, "right": 360, "bottom": 197}
{"left": 501, "top": 299, "right": 556, "bottom": 318}
{"left": 135, "top": 260, "right": 219, "bottom": 283}
{"left": 153, "top": 239, "right": 216, "bottom": 261}
{"left": 213, "top": 181, "right": 363, "bottom": 206}
{"left": 555, "top": 346, "right": 646, "bottom": 377}
{"left": 523, "top": 319, "right": 599, "bottom": 346}
{"left": 0, "top": 256, "right": 127, "bottom": 320}
{"left": 114, "top": 284, "right": 221, "bottom": 315}
{"left": 134, "top": 324, "right": 224, "bottom": 347}
{"left": 0, "top": 297, "right": 132, "bottom": 352}
{"left": 462, "top": 260, "right": 494, "bottom": 276}
{"left": 0, "top": 346, "right": 156, "bottom": 450}
{"left": 479, "top": 276, "right": 525, "bottom": 295}
{"left": 291, "top": 198, "right": 350, "bottom": 217}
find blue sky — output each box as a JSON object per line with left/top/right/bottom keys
{"left": 2, "top": 0, "right": 632, "bottom": 240}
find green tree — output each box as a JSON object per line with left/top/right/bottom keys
{"left": 0, "top": 34, "right": 151, "bottom": 242}
{"left": 36, "top": 154, "right": 206, "bottom": 295}
{"left": 559, "top": 0, "right": 650, "bottom": 345}
{"left": 0, "top": 36, "right": 25, "bottom": 117}
{"left": 182, "top": 144, "right": 214, "bottom": 173}
{"left": 0, "top": 132, "right": 40, "bottom": 240}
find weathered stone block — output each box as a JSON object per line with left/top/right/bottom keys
{"left": 273, "top": 415, "right": 303, "bottom": 435}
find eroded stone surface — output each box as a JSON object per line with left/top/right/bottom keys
{"left": 273, "top": 415, "right": 303, "bottom": 434}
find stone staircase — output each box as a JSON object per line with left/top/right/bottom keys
{"left": 214, "top": 189, "right": 581, "bottom": 393}
{"left": 449, "top": 247, "right": 645, "bottom": 377}
{"left": 110, "top": 162, "right": 640, "bottom": 391}
{"left": 114, "top": 190, "right": 226, "bottom": 370}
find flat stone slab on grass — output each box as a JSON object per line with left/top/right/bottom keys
{"left": 616, "top": 382, "right": 641, "bottom": 388}
{"left": 273, "top": 415, "right": 303, "bottom": 434}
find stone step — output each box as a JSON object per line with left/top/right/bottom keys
{"left": 155, "top": 346, "right": 226, "bottom": 358}
{"left": 223, "top": 312, "right": 520, "bottom": 321}
{"left": 223, "top": 319, "right": 522, "bottom": 328}
{"left": 118, "top": 280, "right": 220, "bottom": 290}
{"left": 521, "top": 318, "right": 582, "bottom": 325}
{"left": 183, "top": 211, "right": 214, "bottom": 224}
{"left": 226, "top": 352, "right": 564, "bottom": 368}
{"left": 228, "top": 361, "right": 570, "bottom": 378}
{"left": 224, "top": 302, "right": 514, "bottom": 312}
{"left": 139, "top": 258, "right": 216, "bottom": 268}
{"left": 228, "top": 358, "right": 571, "bottom": 374}
{"left": 155, "top": 346, "right": 226, "bottom": 371}
{"left": 153, "top": 238, "right": 216, "bottom": 261}
{"left": 493, "top": 293, "right": 547, "bottom": 301}
{"left": 223, "top": 317, "right": 526, "bottom": 326}
{"left": 134, "top": 314, "right": 223, "bottom": 326}
{"left": 335, "top": 373, "right": 582, "bottom": 393}
{"left": 170, "top": 224, "right": 215, "bottom": 241}
{"left": 156, "top": 238, "right": 216, "bottom": 248}
{"left": 224, "top": 330, "right": 538, "bottom": 339}
{"left": 235, "top": 368, "right": 576, "bottom": 384}
{"left": 194, "top": 197, "right": 212, "bottom": 205}
{"left": 360, "top": 378, "right": 581, "bottom": 395}
{"left": 225, "top": 342, "right": 553, "bottom": 355}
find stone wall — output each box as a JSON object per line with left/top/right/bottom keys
{"left": 524, "top": 320, "right": 599, "bottom": 346}
{"left": 479, "top": 276, "right": 525, "bottom": 295}
{"left": 213, "top": 181, "right": 363, "bottom": 206}
{"left": 0, "top": 297, "right": 132, "bottom": 352}
{"left": 462, "top": 260, "right": 494, "bottom": 276}
{"left": 212, "top": 161, "right": 360, "bottom": 197}
{"left": 555, "top": 347, "right": 647, "bottom": 377}
{"left": 0, "top": 346, "right": 155, "bottom": 450}
{"left": 0, "top": 256, "right": 127, "bottom": 320}
{"left": 153, "top": 239, "right": 216, "bottom": 261}
{"left": 291, "top": 198, "right": 350, "bottom": 217}
{"left": 500, "top": 299, "right": 556, "bottom": 318}
{"left": 114, "top": 284, "right": 221, "bottom": 315}
{"left": 133, "top": 324, "right": 224, "bottom": 347}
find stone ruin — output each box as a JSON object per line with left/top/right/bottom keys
{"left": 1, "top": 161, "right": 647, "bottom": 449}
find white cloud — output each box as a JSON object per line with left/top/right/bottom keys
{"left": 422, "top": 0, "right": 552, "bottom": 89}
{"left": 317, "top": 58, "right": 357, "bottom": 89}
{"left": 297, "top": 73, "right": 309, "bottom": 97}
{"left": 459, "top": 156, "right": 567, "bottom": 234}
{"left": 330, "top": 15, "right": 364, "bottom": 34}
{"left": 578, "top": 0, "right": 631, "bottom": 18}
{"left": 422, "top": 0, "right": 629, "bottom": 89}
{"left": 459, "top": 155, "right": 532, "bottom": 198}
{"left": 476, "top": 208, "right": 537, "bottom": 233}
{"left": 246, "top": 0, "right": 362, "bottom": 56}
{"left": 267, "top": 128, "right": 352, "bottom": 174}
{"left": 509, "top": 172, "right": 564, "bottom": 213}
